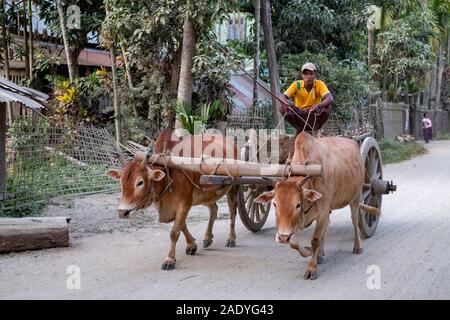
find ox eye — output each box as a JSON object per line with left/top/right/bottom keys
{"left": 273, "top": 202, "right": 277, "bottom": 208}
{"left": 296, "top": 203, "right": 301, "bottom": 209}
{"left": 136, "top": 180, "right": 144, "bottom": 187}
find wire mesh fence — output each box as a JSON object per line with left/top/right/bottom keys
{"left": 1, "top": 117, "right": 123, "bottom": 215}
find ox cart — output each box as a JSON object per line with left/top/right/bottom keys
{"left": 230, "top": 132, "right": 397, "bottom": 238}
{"left": 135, "top": 129, "right": 397, "bottom": 239}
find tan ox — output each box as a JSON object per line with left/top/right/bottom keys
{"left": 255, "top": 132, "right": 372, "bottom": 280}
{"left": 106, "top": 129, "right": 239, "bottom": 270}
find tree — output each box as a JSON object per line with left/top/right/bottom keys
{"left": 40, "top": 0, "right": 105, "bottom": 78}
{"left": 176, "top": 12, "right": 196, "bottom": 128}
{"left": 261, "top": 0, "right": 282, "bottom": 127}
{"left": 375, "top": 9, "right": 436, "bottom": 102}
{"left": 103, "top": 0, "right": 120, "bottom": 143}
{"left": 56, "top": 0, "right": 75, "bottom": 83}
{"left": 429, "top": 0, "right": 450, "bottom": 109}
{"left": 253, "top": 0, "right": 260, "bottom": 105}
{"left": 1, "top": 0, "right": 13, "bottom": 125}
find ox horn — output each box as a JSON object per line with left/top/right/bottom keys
{"left": 119, "top": 156, "right": 129, "bottom": 168}
{"left": 297, "top": 175, "right": 312, "bottom": 188}
{"left": 141, "top": 141, "right": 154, "bottom": 166}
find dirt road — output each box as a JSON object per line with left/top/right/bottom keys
{"left": 1, "top": 140, "right": 450, "bottom": 300}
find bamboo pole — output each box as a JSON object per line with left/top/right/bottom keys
{"left": 134, "top": 152, "right": 322, "bottom": 177}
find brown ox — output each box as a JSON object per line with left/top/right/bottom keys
{"left": 255, "top": 132, "right": 373, "bottom": 280}
{"left": 106, "top": 129, "right": 239, "bottom": 270}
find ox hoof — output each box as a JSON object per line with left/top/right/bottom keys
{"left": 186, "top": 245, "right": 197, "bottom": 255}
{"left": 161, "top": 262, "right": 176, "bottom": 271}
{"left": 226, "top": 239, "right": 236, "bottom": 247}
{"left": 303, "top": 270, "right": 317, "bottom": 280}
{"left": 203, "top": 239, "right": 213, "bottom": 248}
{"left": 317, "top": 256, "right": 324, "bottom": 265}
{"left": 353, "top": 247, "right": 363, "bottom": 255}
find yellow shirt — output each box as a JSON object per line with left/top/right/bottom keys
{"left": 284, "top": 80, "right": 330, "bottom": 110}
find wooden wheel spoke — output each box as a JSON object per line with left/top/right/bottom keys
{"left": 244, "top": 189, "right": 253, "bottom": 203}
{"left": 362, "top": 189, "right": 371, "bottom": 202}
{"left": 255, "top": 203, "right": 260, "bottom": 222}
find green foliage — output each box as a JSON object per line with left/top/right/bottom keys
{"left": 272, "top": 0, "right": 369, "bottom": 61}
{"left": 45, "top": 69, "right": 111, "bottom": 124}
{"left": 173, "top": 102, "right": 208, "bottom": 135}
{"left": 279, "top": 51, "right": 373, "bottom": 124}
{"left": 379, "top": 138, "right": 427, "bottom": 164}
{"left": 374, "top": 8, "right": 436, "bottom": 85}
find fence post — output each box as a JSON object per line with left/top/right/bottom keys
{"left": 0, "top": 102, "right": 6, "bottom": 200}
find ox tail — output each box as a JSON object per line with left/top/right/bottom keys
{"left": 359, "top": 203, "right": 381, "bottom": 216}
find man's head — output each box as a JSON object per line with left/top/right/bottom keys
{"left": 301, "top": 62, "right": 316, "bottom": 86}
{"left": 424, "top": 112, "right": 428, "bottom": 118}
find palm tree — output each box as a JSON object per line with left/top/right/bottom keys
{"left": 176, "top": 1, "right": 196, "bottom": 129}
{"left": 177, "top": 20, "right": 195, "bottom": 111}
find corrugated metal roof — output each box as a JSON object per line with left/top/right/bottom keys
{"left": 229, "top": 72, "right": 272, "bottom": 113}
{"left": 0, "top": 76, "right": 48, "bottom": 109}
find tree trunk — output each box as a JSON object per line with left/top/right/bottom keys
{"left": 404, "top": 80, "right": 409, "bottom": 105}
{"left": 1, "top": 0, "right": 13, "bottom": 126}
{"left": 435, "top": 41, "right": 446, "bottom": 109}
{"left": 169, "top": 43, "right": 182, "bottom": 127}
{"left": 170, "top": 43, "right": 182, "bottom": 93}
{"left": 393, "top": 71, "right": 398, "bottom": 103}
{"left": 367, "top": 26, "right": 373, "bottom": 66}
{"left": 381, "top": 65, "right": 388, "bottom": 102}
{"left": 28, "top": 0, "right": 33, "bottom": 80}
{"left": 176, "top": 16, "right": 196, "bottom": 128}
{"left": 69, "top": 46, "right": 80, "bottom": 78}
{"left": 22, "top": 0, "right": 30, "bottom": 79}
{"left": 110, "top": 46, "right": 121, "bottom": 143}
{"left": 120, "top": 41, "right": 139, "bottom": 117}
{"left": 253, "top": 0, "right": 260, "bottom": 105}
{"left": 261, "top": 0, "right": 283, "bottom": 127}
{"left": 56, "top": 0, "right": 75, "bottom": 84}
{"left": 0, "top": 101, "right": 6, "bottom": 200}
{"left": 105, "top": 0, "right": 121, "bottom": 143}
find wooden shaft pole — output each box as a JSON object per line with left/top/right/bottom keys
{"left": 134, "top": 152, "right": 322, "bottom": 177}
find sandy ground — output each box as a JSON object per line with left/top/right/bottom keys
{"left": 1, "top": 140, "right": 450, "bottom": 300}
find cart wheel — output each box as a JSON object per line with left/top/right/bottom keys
{"left": 237, "top": 184, "right": 271, "bottom": 232}
{"left": 359, "top": 137, "right": 383, "bottom": 239}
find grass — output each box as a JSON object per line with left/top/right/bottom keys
{"left": 434, "top": 132, "right": 450, "bottom": 140}
{"left": 379, "top": 138, "right": 427, "bottom": 164}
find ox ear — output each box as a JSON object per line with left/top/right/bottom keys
{"left": 147, "top": 168, "right": 166, "bottom": 181}
{"left": 105, "top": 169, "right": 123, "bottom": 180}
{"left": 302, "top": 188, "right": 323, "bottom": 202}
{"left": 254, "top": 190, "right": 275, "bottom": 204}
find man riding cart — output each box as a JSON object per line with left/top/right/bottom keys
{"left": 280, "top": 62, "right": 334, "bottom": 136}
